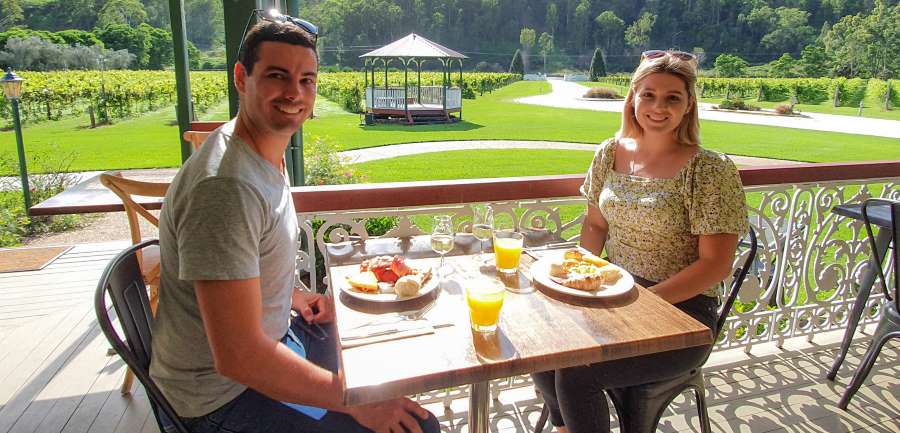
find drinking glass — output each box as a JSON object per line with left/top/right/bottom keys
{"left": 472, "top": 204, "right": 494, "bottom": 264}
{"left": 430, "top": 215, "right": 455, "bottom": 277}
{"left": 492, "top": 230, "right": 524, "bottom": 274}
{"left": 466, "top": 278, "right": 505, "bottom": 333}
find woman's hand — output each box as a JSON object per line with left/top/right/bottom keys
{"left": 650, "top": 233, "right": 739, "bottom": 304}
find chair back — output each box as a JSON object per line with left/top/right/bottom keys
{"left": 99, "top": 172, "right": 169, "bottom": 246}
{"left": 95, "top": 240, "right": 190, "bottom": 433}
{"left": 862, "top": 198, "right": 899, "bottom": 309}
{"left": 717, "top": 227, "right": 758, "bottom": 336}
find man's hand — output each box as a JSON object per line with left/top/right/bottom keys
{"left": 292, "top": 291, "right": 334, "bottom": 324}
{"left": 347, "top": 398, "right": 430, "bottom": 433}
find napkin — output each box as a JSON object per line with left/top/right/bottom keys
{"left": 340, "top": 319, "right": 449, "bottom": 348}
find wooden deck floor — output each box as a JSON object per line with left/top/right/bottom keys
{"left": 1, "top": 242, "right": 897, "bottom": 433}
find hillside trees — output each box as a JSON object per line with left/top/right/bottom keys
{"left": 520, "top": 27, "right": 536, "bottom": 71}
{"left": 823, "top": 0, "right": 900, "bottom": 78}
{"left": 538, "top": 31, "right": 553, "bottom": 73}
{"left": 594, "top": 11, "right": 624, "bottom": 56}
{"left": 715, "top": 54, "right": 749, "bottom": 77}
{"left": 184, "top": 0, "right": 224, "bottom": 50}
{"left": 624, "top": 12, "right": 656, "bottom": 51}
{"left": 96, "top": 0, "right": 149, "bottom": 28}
{"left": 0, "top": 0, "right": 24, "bottom": 29}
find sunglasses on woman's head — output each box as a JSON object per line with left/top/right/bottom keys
{"left": 237, "top": 9, "right": 319, "bottom": 59}
{"left": 641, "top": 50, "right": 696, "bottom": 62}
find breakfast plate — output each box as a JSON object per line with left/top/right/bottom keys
{"left": 530, "top": 250, "right": 635, "bottom": 299}
{"left": 341, "top": 255, "right": 438, "bottom": 303}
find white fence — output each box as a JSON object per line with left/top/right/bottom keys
{"left": 365, "top": 86, "right": 462, "bottom": 110}
{"left": 295, "top": 169, "right": 898, "bottom": 353}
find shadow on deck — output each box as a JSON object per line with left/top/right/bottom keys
{"left": 0, "top": 242, "right": 896, "bottom": 433}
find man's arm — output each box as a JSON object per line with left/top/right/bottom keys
{"left": 195, "top": 279, "right": 430, "bottom": 432}
{"left": 195, "top": 278, "right": 345, "bottom": 407}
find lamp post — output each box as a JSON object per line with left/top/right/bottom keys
{"left": 1, "top": 68, "right": 31, "bottom": 210}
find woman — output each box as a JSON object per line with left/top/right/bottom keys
{"left": 531, "top": 50, "right": 748, "bottom": 433}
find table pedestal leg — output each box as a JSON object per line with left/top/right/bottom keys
{"left": 828, "top": 229, "right": 892, "bottom": 380}
{"left": 469, "top": 381, "right": 490, "bottom": 433}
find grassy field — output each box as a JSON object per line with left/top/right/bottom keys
{"left": 1, "top": 80, "right": 898, "bottom": 175}
{"left": 579, "top": 81, "right": 900, "bottom": 121}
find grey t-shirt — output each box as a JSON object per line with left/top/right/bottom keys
{"left": 149, "top": 119, "right": 299, "bottom": 417}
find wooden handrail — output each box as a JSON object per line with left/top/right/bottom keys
{"left": 291, "top": 160, "right": 900, "bottom": 213}
{"left": 188, "top": 120, "right": 225, "bottom": 131}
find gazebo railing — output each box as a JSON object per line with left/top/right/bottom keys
{"left": 365, "top": 86, "right": 462, "bottom": 110}
{"left": 293, "top": 162, "right": 900, "bottom": 353}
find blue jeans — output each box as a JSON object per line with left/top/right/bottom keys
{"left": 182, "top": 318, "right": 441, "bottom": 433}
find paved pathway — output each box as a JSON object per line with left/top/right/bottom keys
{"left": 516, "top": 79, "right": 900, "bottom": 139}
{"left": 340, "top": 139, "right": 800, "bottom": 167}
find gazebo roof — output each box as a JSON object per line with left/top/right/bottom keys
{"left": 359, "top": 33, "right": 468, "bottom": 59}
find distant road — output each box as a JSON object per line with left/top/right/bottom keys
{"left": 515, "top": 78, "right": 900, "bottom": 139}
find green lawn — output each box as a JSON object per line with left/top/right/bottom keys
{"left": 356, "top": 149, "right": 596, "bottom": 182}
{"left": 579, "top": 81, "right": 900, "bottom": 121}
{"left": 2, "top": 80, "right": 899, "bottom": 175}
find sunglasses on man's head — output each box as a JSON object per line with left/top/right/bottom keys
{"left": 641, "top": 50, "right": 696, "bottom": 62}
{"left": 237, "top": 9, "right": 319, "bottom": 61}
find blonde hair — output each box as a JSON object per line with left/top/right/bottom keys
{"left": 616, "top": 53, "right": 700, "bottom": 146}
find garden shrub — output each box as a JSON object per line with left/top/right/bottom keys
{"left": 774, "top": 103, "right": 794, "bottom": 115}
{"left": 304, "top": 136, "right": 366, "bottom": 186}
{"left": 588, "top": 48, "right": 606, "bottom": 81}
{"left": 717, "top": 98, "right": 760, "bottom": 111}
{"left": 301, "top": 136, "right": 398, "bottom": 288}
{"left": 583, "top": 87, "right": 620, "bottom": 99}
{"left": 0, "top": 146, "right": 83, "bottom": 246}
{"left": 508, "top": 49, "right": 524, "bottom": 75}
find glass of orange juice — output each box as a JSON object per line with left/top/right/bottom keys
{"left": 492, "top": 230, "right": 524, "bottom": 274}
{"left": 466, "top": 278, "right": 505, "bottom": 333}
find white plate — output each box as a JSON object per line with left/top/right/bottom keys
{"left": 530, "top": 251, "right": 635, "bottom": 299}
{"left": 341, "top": 266, "right": 438, "bottom": 303}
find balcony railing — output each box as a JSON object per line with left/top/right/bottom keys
{"left": 365, "top": 86, "right": 462, "bottom": 110}
{"left": 293, "top": 161, "right": 900, "bottom": 353}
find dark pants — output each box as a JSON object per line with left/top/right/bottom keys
{"left": 182, "top": 317, "right": 441, "bottom": 433}
{"left": 531, "top": 290, "right": 718, "bottom": 433}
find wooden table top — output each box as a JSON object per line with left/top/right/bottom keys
{"left": 326, "top": 235, "right": 713, "bottom": 406}
{"left": 29, "top": 173, "right": 166, "bottom": 216}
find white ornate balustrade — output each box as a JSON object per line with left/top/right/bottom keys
{"left": 293, "top": 162, "right": 899, "bottom": 355}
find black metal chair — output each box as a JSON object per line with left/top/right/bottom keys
{"left": 837, "top": 198, "right": 900, "bottom": 409}
{"left": 533, "top": 228, "right": 758, "bottom": 433}
{"left": 95, "top": 240, "right": 190, "bottom": 433}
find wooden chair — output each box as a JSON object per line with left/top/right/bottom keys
{"left": 183, "top": 120, "right": 222, "bottom": 151}
{"left": 99, "top": 171, "right": 169, "bottom": 394}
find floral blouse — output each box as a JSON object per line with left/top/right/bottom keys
{"left": 580, "top": 139, "right": 749, "bottom": 297}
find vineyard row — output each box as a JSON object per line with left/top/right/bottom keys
{"left": 597, "top": 75, "right": 900, "bottom": 109}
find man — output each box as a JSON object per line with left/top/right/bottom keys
{"left": 150, "top": 17, "right": 440, "bottom": 433}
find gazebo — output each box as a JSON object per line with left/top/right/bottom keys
{"left": 360, "top": 33, "right": 468, "bottom": 124}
